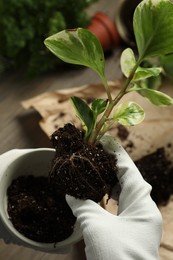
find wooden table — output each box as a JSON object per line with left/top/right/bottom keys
{"left": 0, "top": 0, "right": 122, "bottom": 259}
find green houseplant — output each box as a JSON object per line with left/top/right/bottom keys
{"left": 44, "top": 0, "right": 173, "bottom": 200}
{"left": 0, "top": 0, "right": 97, "bottom": 76}
{"left": 45, "top": 0, "right": 173, "bottom": 144}
{"left": 0, "top": 0, "right": 173, "bottom": 252}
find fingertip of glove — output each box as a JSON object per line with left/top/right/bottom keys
{"left": 65, "top": 194, "right": 76, "bottom": 204}
{"left": 65, "top": 195, "right": 85, "bottom": 209}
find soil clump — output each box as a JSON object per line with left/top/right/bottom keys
{"left": 49, "top": 123, "right": 119, "bottom": 202}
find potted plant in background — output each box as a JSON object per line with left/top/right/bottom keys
{"left": 0, "top": 0, "right": 98, "bottom": 77}
{"left": 0, "top": 0, "right": 173, "bottom": 253}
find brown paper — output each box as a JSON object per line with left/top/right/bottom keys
{"left": 160, "top": 197, "right": 173, "bottom": 251}
{"left": 22, "top": 81, "right": 120, "bottom": 137}
{"left": 22, "top": 79, "right": 173, "bottom": 255}
{"left": 160, "top": 245, "right": 173, "bottom": 260}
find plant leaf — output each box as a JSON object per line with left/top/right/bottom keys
{"left": 70, "top": 96, "right": 95, "bottom": 139}
{"left": 160, "top": 53, "right": 173, "bottom": 80}
{"left": 120, "top": 48, "right": 136, "bottom": 78}
{"left": 134, "top": 86, "right": 173, "bottom": 106}
{"left": 91, "top": 99, "right": 107, "bottom": 118}
{"left": 113, "top": 102, "right": 145, "bottom": 126}
{"left": 143, "top": 75, "right": 163, "bottom": 90}
{"left": 133, "top": 0, "right": 173, "bottom": 59}
{"left": 44, "top": 28, "right": 105, "bottom": 78}
{"left": 131, "top": 75, "right": 163, "bottom": 90}
{"left": 133, "top": 67, "right": 162, "bottom": 81}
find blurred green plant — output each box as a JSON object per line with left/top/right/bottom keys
{"left": 0, "top": 0, "right": 97, "bottom": 77}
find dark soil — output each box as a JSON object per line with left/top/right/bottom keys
{"left": 135, "top": 147, "right": 173, "bottom": 206}
{"left": 7, "top": 175, "right": 76, "bottom": 243}
{"left": 117, "top": 125, "right": 129, "bottom": 141}
{"left": 116, "top": 125, "right": 173, "bottom": 205}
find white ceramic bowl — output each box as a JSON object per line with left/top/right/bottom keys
{"left": 0, "top": 148, "right": 82, "bottom": 252}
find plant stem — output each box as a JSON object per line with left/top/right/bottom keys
{"left": 88, "top": 60, "right": 142, "bottom": 145}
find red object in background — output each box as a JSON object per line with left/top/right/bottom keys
{"left": 87, "top": 12, "right": 120, "bottom": 51}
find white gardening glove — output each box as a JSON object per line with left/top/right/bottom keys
{"left": 66, "top": 135, "right": 162, "bottom": 260}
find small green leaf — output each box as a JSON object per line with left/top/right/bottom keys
{"left": 144, "top": 75, "right": 163, "bottom": 90}
{"left": 135, "top": 87, "right": 173, "bottom": 106}
{"left": 133, "top": 67, "right": 162, "bottom": 81}
{"left": 44, "top": 28, "right": 105, "bottom": 79}
{"left": 160, "top": 53, "right": 173, "bottom": 80}
{"left": 134, "top": 0, "right": 173, "bottom": 59}
{"left": 70, "top": 96, "right": 95, "bottom": 139}
{"left": 120, "top": 48, "right": 136, "bottom": 78}
{"left": 131, "top": 74, "right": 163, "bottom": 90}
{"left": 91, "top": 99, "right": 108, "bottom": 118}
{"left": 114, "top": 102, "right": 145, "bottom": 126}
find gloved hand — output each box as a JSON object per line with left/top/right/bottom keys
{"left": 66, "top": 135, "right": 162, "bottom": 260}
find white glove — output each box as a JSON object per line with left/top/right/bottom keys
{"left": 66, "top": 135, "right": 162, "bottom": 260}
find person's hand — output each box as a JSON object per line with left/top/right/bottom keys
{"left": 66, "top": 135, "right": 162, "bottom": 260}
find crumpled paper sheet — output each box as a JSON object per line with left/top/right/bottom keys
{"left": 22, "top": 81, "right": 120, "bottom": 138}
{"left": 22, "top": 80, "right": 173, "bottom": 257}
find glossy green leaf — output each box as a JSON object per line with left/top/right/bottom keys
{"left": 135, "top": 87, "right": 173, "bottom": 106}
{"left": 44, "top": 28, "right": 105, "bottom": 78}
{"left": 134, "top": 0, "right": 173, "bottom": 59}
{"left": 113, "top": 102, "right": 145, "bottom": 126}
{"left": 70, "top": 96, "right": 95, "bottom": 138}
{"left": 133, "top": 67, "right": 162, "bottom": 81}
{"left": 120, "top": 48, "right": 136, "bottom": 78}
{"left": 91, "top": 99, "right": 108, "bottom": 118}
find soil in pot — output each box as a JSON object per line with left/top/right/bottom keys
{"left": 7, "top": 123, "right": 119, "bottom": 243}
{"left": 7, "top": 175, "right": 76, "bottom": 243}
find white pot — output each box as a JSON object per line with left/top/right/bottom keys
{"left": 0, "top": 148, "right": 82, "bottom": 252}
